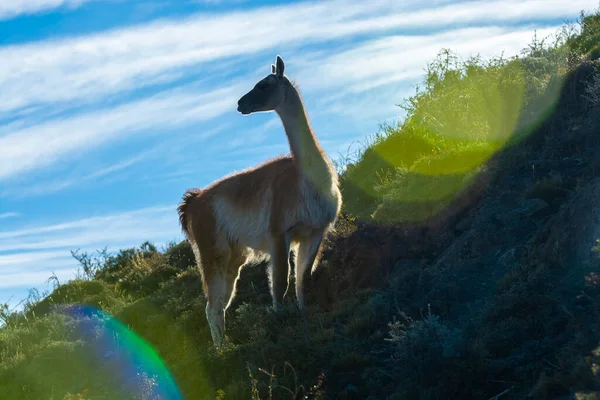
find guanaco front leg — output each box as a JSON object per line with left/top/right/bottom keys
{"left": 295, "top": 231, "right": 324, "bottom": 311}
{"left": 269, "top": 233, "right": 291, "bottom": 309}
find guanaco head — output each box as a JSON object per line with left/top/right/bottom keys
{"left": 237, "top": 55, "right": 289, "bottom": 115}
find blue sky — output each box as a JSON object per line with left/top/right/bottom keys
{"left": 0, "top": 0, "right": 597, "bottom": 309}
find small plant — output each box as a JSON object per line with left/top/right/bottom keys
{"left": 382, "top": 306, "right": 465, "bottom": 398}
{"left": 331, "top": 212, "right": 358, "bottom": 237}
{"left": 386, "top": 305, "right": 463, "bottom": 358}
{"left": 245, "top": 361, "right": 320, "bottom": 400}
{"left": 46, "top": 271, "right": 62, "bottom": 290}
{"left": 248, "top": 364, "right": 262, "bottom": 400}
{"left": 62, "top": 388, "right": 90, "bottom": 399}
{"left": 71, "top": 247, "right": 111, "bottom": 280}
{"left": 593, "top": 239, "right": 600, "bottom": 251}
{"left": 0, "top": 303, "right": 13, "bottom": 326}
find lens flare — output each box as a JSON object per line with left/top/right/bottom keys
{"left": 344, "top": 51, "right": 565, "bottom": 224}
{"left": 60, "top": 304, "right": 183, "bottom": 400}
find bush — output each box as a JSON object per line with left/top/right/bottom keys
{"left": 26, "top": 280, "right": 124, "bottom": 318}
{"left": 340, "top": 45, "right": 563, "bottom": 222}
{"left": 384, "top": 308, "right": 464, "bottom": 398}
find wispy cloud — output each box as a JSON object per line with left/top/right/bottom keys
{"left": 1, "top": 0, "right": 594, "bottom": 183}
{"left": 0, "top": 0, "right": 594, "bottom": 117}
{"left": 0, "top": 0, "right": 90, "bottom": 21}
{"left": 0, "top": 82, "right": 243, "bottom": 181}
{"left": 301, "top": 25, "right": 561, "bottom": 95}
{"left": 220, "top": 117, "right": 280, "bottom": 150}
{"left": 0, "top": 212, "right": 20, "bottom": 220}
{"left": 0, "top": 205, "right": 175, "bottom": 241}
{"left": 0, "top": 268, "right": 78, "bottom": 289}
{"left": 0, "top": 23, "right": 566, "bottom": 183}
{"left": 2, "top": 150, "right": 151, "bottom": 198}
{"left": 291, "top": 24, "right": 562, "bottom": 130}
{"left": 0, "top": 205, "right": 181, "bottom": 287}
{"left": 0, "top": 250, "right": 71, "bottom": 267}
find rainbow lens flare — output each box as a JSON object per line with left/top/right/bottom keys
{"left": 60, "top": 304, "right": 183, "bottom": 400}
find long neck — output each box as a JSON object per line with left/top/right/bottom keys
{"left": 276, "top": 84, "right": 335, "bottom": 189}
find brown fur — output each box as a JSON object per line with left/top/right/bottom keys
{"left": 177, "top": 156, "right": 302, "bottom": 291}
{"left": 178, "top": 55, "right": 342, "bottom": 348}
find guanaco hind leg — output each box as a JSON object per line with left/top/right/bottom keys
{"left": 205, "top": 251, "right": 246, "bottom": 348}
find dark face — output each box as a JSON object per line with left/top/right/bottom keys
{"left": 236, "top": 74, "right": 284, "bottom": 115}
{"left": 237, "top": 55, "right": 287, "bottom": 115}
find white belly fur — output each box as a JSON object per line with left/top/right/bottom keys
{"left": 212, "top": 193, "right": 273, "bottom": 253}
{"left": 211, "top": 179, "right": 340, "bottom": 258}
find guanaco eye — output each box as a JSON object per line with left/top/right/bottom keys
{"left": 257, "top": 82, "right": 268, "bottom": 90}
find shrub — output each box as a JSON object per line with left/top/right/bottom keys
{"left": 338, "top": 22, "right": 588, "bottom": 224}
{"left": 384, "top": 308, "right": 464, "bottom": 398}
{"left": 386, "top": 308, "right": 463, "bottom": 359}
{"left": 26, "top": 280, "right": 124, "bottom": 318}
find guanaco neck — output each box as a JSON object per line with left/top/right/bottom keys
{"left": 275, "top": 82, "right": 337, "bottom": 192}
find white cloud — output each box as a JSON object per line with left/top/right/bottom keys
{"left": 2, "top": 150, "right": 150, "bottom": 198}
{"left": 0, "top": 268, "right": 78, "bottom": 289}
{"left": 0, "top": 0, "right": 594, "bottom": 183}
{"left": 1, "top": 18, "right": 469, "bottom": 184}
{"left": 0, "top": 212, "right": 20, "bottom": 220}
{"left": 0, "top": 0, "right": 595, "bottom": 116}
{"left": 300, "top": 25, "right": 561, "bottom": 95}
{"left": 218, "top": 117, "right": 280, "bottom": 150}
{"left": 0, "top": 205, "right": 182, "bottom": 287}
{"left": 0, "top": 205, "right": 175, "bottom": 240}
{"left": 0, "top": 216, "right": 178, "bottom": 254}
{"left": 0, "top": 0, "right": 90, "bottom": 20}
{"left": 0, "top": 82, "right": 243, "bottom": 180}
{"left": 0, "top": 250, "right": 70, "bottom": 267}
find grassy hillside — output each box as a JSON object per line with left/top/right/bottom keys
{"left": 2, "top": 11, "right": 600, "bottom": 400}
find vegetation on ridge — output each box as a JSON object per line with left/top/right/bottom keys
{"left": 2, "top": 10, "right": 600, "bottom": 400}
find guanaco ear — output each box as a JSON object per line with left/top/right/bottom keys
{"left": 275, "top": 55, "right": 284, "bottom": 78}
{"left": 271, "top": 64, "right": 276, "bottom": 74}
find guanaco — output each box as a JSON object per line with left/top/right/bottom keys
{"left": 178, "top": 55, "right": 342, "bottom": 348}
